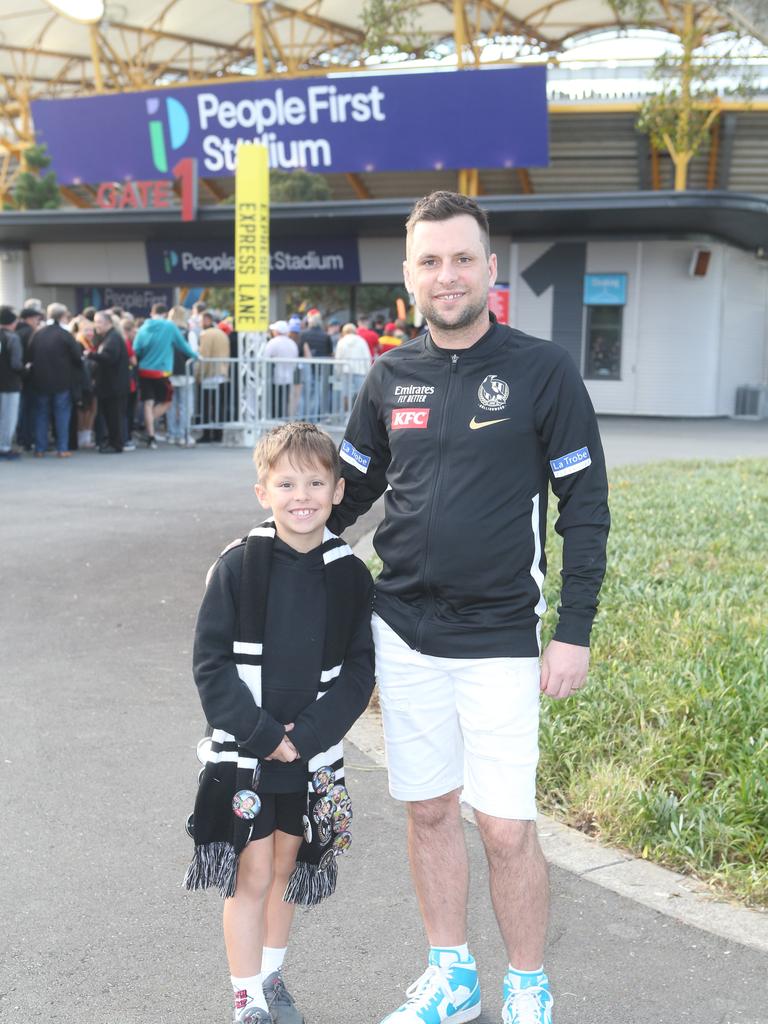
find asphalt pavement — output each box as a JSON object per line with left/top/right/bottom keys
{"left": 1, "top": 417, "right": 767, "bottom": 1024}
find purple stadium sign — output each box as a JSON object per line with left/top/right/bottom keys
{"left": 145, "top": 238, "right": 360, "bottom": 284}
{"left": 31, "top": 67, "right": 548, "bottom": 184}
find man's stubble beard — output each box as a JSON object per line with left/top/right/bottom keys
{"left": 422, "top": 294, "right": 489, "bottom": 336}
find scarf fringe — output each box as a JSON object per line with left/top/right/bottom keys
{"left": 183, "top": 841, "right": 238, "bottom": 898}
{"left": 283, "top": 855, "right": 338, "bottom": 907}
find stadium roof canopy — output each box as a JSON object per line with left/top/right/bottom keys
{"left": 1, "top": 1, "right": 765, "bottom": 206}
{"left": 0, "top": 1, "right": 746, "bottom": 101}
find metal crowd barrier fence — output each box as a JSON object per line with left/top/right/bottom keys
{"left": 182, "top": 355, "right": 366, "bottom": 445}
{"left": 182, "top": 357, "right": 244, "bottom": 443}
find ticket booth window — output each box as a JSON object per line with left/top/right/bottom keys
{"left": 584, "top": 305, "right": 622, "bottom": 380}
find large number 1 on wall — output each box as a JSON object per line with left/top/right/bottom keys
{"left": 521, "top": 242, "right": 587, "bottom": 368}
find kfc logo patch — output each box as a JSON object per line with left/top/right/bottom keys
{"left": 391, "top": 408, "right": 430, "bottom": 430}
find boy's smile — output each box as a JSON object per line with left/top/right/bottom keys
{"left": 254, "top": 453, "right": 344, "bottom": 553}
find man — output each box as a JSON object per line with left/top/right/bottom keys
{"left": 326, "top": 316, "right": 342, "bottom": 348}
{"left": 334, "top": 322, "right": 371, "bottom": 408}
{"left": 299, "top": 311, "right": 333, "bottom": 420}
{"left": 14, "top": 306, "right": 44, "bottom": 451}
{"left": 28, "top": 302, "right": 82, "bottom": 458}
{"left": 87, "top": 311, "right": 130, "bottom": 453}
{"left": 327, "top": 192, "right": 610, "bottom": 1024}
{"left": 377, "top": 321, "right": 405, "bottom": 355}
{"left": 264, "top": 319, "right": 299, "bottom": 419}
{"left": 187, "top": 300, "right": 207, "bottom": 344}
{"left": 356, "top": 314, "right": 380, "bottom": 359}
{"left": 14, "top": 306, "right": 43, "bottom": 354}
{"left": 0, "top": 306, "right": 23, "bottom": 460}
{"left": 133, "top": 301, "right": 197, "bottom": 448}
{"left": 195, "top": 314, "right": 230, "bottom": 442}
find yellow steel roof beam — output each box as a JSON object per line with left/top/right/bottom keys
{"left": 346, "top": 173, "right": 371, "bottom": 199}
{"left": 252, "top": 1, "right": 267, "bottom": 78}
{"left": 59, "top": 185, "right": 93, "bottom": 208}
{"left": 706, "top": 113, "right": 721, "bottom": 190}
{"left": 88, "top": 22, "right": 104, "bottom": 92}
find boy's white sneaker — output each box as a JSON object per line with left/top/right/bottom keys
{"left": 263, "top": 969, "right": 305, "bottom": 1024}
{"left": 379, "top": 957, "right": 481, "bottom": 1024}
{"left": 233, "top": 1008, "right": 271, "bottom": 1024}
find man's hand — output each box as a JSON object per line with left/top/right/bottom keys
{"left": 265, "top": 723, "right": 300, "bottom": 762}
{"left": 540, "top": 640, "right": 590, "bottom": 700}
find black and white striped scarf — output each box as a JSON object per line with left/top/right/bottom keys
{"left": 184, "top": 520, "right": 360, "bottom": 905}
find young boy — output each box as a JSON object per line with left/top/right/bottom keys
{"left": 185, "top": 422, "right": 375, "bottom": 1024}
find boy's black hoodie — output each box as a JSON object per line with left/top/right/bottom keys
{"left": 193, "top": 535, "right": 374, "bottom": 791}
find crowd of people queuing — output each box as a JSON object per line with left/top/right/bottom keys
{"left": 0, "top": 298, "right": 413, "bottom": 461}
{"left": 265, "top": 310, "right": 414, "bottom": 421}
{"left": 0, "top": 298, "right": 223, "bottom": 459}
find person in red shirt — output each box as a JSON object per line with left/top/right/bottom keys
{"left": 377, "top": 322, "right": 405, "bottom": 355}
{"left": 356, "top": 315, "right": 380, "bottom": 359}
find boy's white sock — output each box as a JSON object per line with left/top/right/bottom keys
{"left": 231, "top": 974, "right": 268, "bottom": 1014}
{"left": 261, "top": 946, "right": 287, "bottom": 976}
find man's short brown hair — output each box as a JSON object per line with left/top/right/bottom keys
{"left": 405, "top": 191, "right": 490, "bottom": 254}
{"left": 253, "top": 421, "right": 340, "bottom": 482}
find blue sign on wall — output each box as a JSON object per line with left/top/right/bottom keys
{"left": 32, "top": 67, "right": 548, "bottom": 184}
{"left": 75, "top": 285, "right": 173, "bottom": 317}
{"left": 583, "top": 273, "right": 628, "bottom": 306}
{"left": 146, "top": 238, "right": 360, "bottom": 284}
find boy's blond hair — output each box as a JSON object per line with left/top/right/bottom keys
{"left": 253, "top": 421, "right": 340, "bottom": 482}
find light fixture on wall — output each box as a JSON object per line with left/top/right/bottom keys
{"left": 689, "top": 248, "right": 712, "bottom": 278}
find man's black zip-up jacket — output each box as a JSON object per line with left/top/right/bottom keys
{"left": 326, "top": 316, "right": 610, "bottom": 659}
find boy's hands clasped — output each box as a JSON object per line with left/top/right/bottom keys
{"left": 266, "top": 722, "right": 300, "bottom": 762}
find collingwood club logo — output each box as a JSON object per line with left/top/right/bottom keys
{"left": 477, "top": 374, "right": 510, "bottom": 410}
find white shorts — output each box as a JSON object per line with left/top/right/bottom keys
{"left": 372, "top": 614, "right": 540, "bottom": 820}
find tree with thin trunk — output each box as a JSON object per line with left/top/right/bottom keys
{"left": 611, "top": 0, "right": 753, "bottom": 190}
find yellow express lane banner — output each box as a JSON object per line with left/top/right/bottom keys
{"left": 235, "top": 143, "right": 269, "bottom": 331}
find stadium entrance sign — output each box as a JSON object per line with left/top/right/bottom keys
{"left": 31, "top": 67, "right": 548, "bottom": 183}
{"left": 146, "top": 238, "right": 360, "bottom": 284}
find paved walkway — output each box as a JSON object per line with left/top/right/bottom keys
{"left": 0, "top": 421, "right": 766, "bottom": 1023}
{"left": 596, "top": 415, "right": 768, "bottom": 467}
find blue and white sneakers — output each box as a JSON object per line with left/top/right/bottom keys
{"left": 501, "top": 970, "right": 553, "bottom": 1024}
{"left": 379, "top": 953, "right": 481, "bottom": 1024}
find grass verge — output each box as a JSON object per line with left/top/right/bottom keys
{"left": 367, "top": 459, "right": 768, "bottom": 907}
{"left": 539, "top": 458, "right": 767, "bottom": 906}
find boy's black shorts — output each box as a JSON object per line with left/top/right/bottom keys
{"left": 247, "top": 791, "right": 306, "bottom": 842}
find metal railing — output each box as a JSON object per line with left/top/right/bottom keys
{"left": 182, "top": 355, "right": 366, "bottom": 443}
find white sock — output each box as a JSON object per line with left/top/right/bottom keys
{"left": 507, "top": 965, "right": 547, "bottom": 990}
{"left": 261, "top": 946, "right": 287, "bottom": 976}
{"left": 430, "top": 943, "right": 471, "bottom": 968}
{"left": 231, "top": 974, "right": 268, "bottom": 1014}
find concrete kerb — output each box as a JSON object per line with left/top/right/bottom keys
{"left": 348, "top": 530, "right": 768, "bottom": 958}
